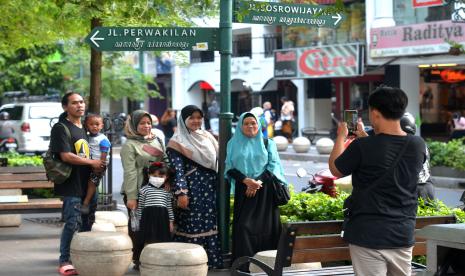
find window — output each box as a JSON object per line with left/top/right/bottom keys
{"left": 394, "top": 0, "right": 453, "bottom": 26}
{"left": 0, "top": 106, "right": 23, "bottom": 120}
{"left": 233, "top": 34, "right": 252, "bottom": 58}
{"left": 264, "top": 33, "right": 282, "bottom": 57}
{"left": 190, "top": 51, "right": 215, "bottom": 63}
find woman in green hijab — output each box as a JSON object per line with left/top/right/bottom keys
{"left": 120, "top": 109, "right": 167, "bottom": 269}
{"left": 225, "top": 112, "right": 287, "bottom": 272}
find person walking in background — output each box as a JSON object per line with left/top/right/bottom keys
{"left": 50, "top": 92, "right": 105, "bottom": 276}
{"left": 120, "top": 110, "right": 167, "bottom": 270}
{"left": 160, "top": 108, "right": 177, "bottom": 145}
{"left": 150, "top": 114, "right": 166, "bottom": 143}
{"left": 208, "top": 99, "right": 220, "bottom": 136}
{"left": 81, "top": 114, "right": 111, "bottom": 215}
{"left": 225, "top": 112, "right": 287, "bottom": 272}
{"left": 136, "top": 161, "right": 174, "bottom": 249}
{"left": 329, "top": 86, "right": 426, "bottom": 276}
{"left": 263, "top": 101, "right": 276, "bottom": 138}
{"left": 250, "top": 107, "right": 268, "bottom": 138}
{"left": 167, "top": 105, "right": 223, "bottom": 268}
{"left": 280, "top": 96, "right": 295, "bottom": 142}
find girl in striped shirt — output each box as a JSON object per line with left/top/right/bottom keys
{"left": 137, "top": 162, "right": 174, "bottom": 245}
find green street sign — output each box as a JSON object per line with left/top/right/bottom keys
{"left": 85, "top": 27, "right": 219, "bottom": 52}
{"left": 234, "top": 0, "right": 346, "bottom": 29}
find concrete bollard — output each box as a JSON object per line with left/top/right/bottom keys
{"left": 0, "top": 189, "right": 22, "bottom": 227}
{"left": 273, "top": 136, "right": 289, "bottom": 151}
{"left": 71, "top": 232, "right": 132, "bottom": 276}
{"left": 249, "top": 250, "right": 321, "bottom": 273}
{"left": 292, "top": 137, "right": 311, "bottom": 153}
{"left": 140, "top": 242, "right": 208, "bottom": 276}
{"left": 315, "top": 138, "right": 334, "bottom": 154}
{"left": 91, "top": 220, "right": 117, "bottom": 232}
{"left": 94, "top": 211, "right": 128, "bottom": 234}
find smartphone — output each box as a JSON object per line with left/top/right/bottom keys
{"left": 344, "top": 110, "right": 358, "bottom": 136}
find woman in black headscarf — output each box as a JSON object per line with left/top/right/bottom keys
{"left": 167, "top": 105, "right": 223, "bottom": 268}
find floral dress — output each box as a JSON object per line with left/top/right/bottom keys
{"left": 167, "top": 148, "right": 223, "bottom": 268}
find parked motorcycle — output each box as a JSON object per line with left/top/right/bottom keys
{"left": 297, "top": 168, "right": 339, "bottom": 197}
{"left": 0, "top": 137, "right": 18, "bottom": 152}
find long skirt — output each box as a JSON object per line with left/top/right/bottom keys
{"left": 138, "top": 206, "right": 171, "bottom": 244}
{"left": 232, "top": 171, "right": 282, "bottom": 270}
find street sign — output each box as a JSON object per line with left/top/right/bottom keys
{"left": 234, "top": 0, "right": 346, "bottom": 28}
{"left": 85, "top": 27, "right": 219, "bottom": 52}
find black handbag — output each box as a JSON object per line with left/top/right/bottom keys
{"left": 263, "top": 139, "right": 290, "bottom": 206}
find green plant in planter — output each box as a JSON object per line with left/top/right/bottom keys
{"left": 446, "top": 39, "right": 465, "bottom": 55}
{"left": 427, "top": 138, "right": 465, "bottom": 171}
{"left": 0, "top": 151, "right": 43, "bottom": 167}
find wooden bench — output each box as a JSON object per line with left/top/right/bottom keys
{"left": 231, "top": 215, "right": 457, "bottom": 276}
{"left": 0, "top": 166, "right": 62, "bottom": 214}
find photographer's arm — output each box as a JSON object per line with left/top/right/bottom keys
{"left": 329, "top": 122, "right": 347, "bottom": 178}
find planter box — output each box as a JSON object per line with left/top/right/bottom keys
{"left": 431, "top": 166, "right": 465, "bottom": 179}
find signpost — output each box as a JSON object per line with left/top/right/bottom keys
{"left": 233, "top": 0, "right": 345, "bottom": 28}
{"left": 85, "top": 27, "right": 219, "bottom": 51}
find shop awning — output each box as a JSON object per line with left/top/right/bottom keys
{"left": 200, "top": 81, "right": 214, "bottom": 90}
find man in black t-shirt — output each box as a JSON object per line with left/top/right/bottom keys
{"left": 51, "top": 92, "right": 105, "bottom": 275}
{"left": 329, "top": 87, "right": 426, "bottom": 276}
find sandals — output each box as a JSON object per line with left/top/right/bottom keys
{"left": 58, "top": 264, "right": 78, "bottom": 275}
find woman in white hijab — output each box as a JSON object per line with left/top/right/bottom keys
{"left": 167, "top": 105, "right": 222, "bottom": 269}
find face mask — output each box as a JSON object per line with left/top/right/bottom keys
{"left": 149, "top": 176, "right": 165, "bottom": 188}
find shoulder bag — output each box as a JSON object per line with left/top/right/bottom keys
{"left": 263, "top": 138, "right": 290, "bottom": 206}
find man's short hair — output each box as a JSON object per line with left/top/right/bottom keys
{"left": 368, "top": 86, "right": 408, "bottom": 120}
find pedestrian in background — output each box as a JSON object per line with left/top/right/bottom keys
{"left": 263, "top": 101, "right": 276, "bottom": 138}
{"left": 279, "top": 96, "right": 295, "bottom": 142}
{"left": 160, "top": 108, "right": 177, "bottom": 145}
{"left": 225, "top": 112, "right": 287, "bottom": 272}
{"left": 167, "top": 105, "right": 223, "bottom": 269}
{"left": 120, "top": 110, "right": 167, "bottom": 270}
{"left": 51, "top": 92, "right": 105, "bottom": 276}
{"left": 329, "top": 86, "right": 426, "bottom": 276}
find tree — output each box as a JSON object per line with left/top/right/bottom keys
{"left": 0, "top": 0, "right": 218, "bottom": 112}
{"left": 0, "top": 45, "right": 64, "bottom": 95}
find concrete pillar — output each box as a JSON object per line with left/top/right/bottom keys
{"left": 371, "top": 0, "right": 395, "bottom": 28}
{"left": 400, "top": 65, "right": 421, "bottom": 123}
{"left": 0, "top": 189, "right": 22, "bottom": 227}
{"left": 292, "top": 79, "right": 306, "bottom": 136}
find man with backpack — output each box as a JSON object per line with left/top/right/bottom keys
{"left": 50, "top": 92, "right": 105, "bottom": 276}
{"left": 328, "top": 86, "right": 426, "bottom": 276}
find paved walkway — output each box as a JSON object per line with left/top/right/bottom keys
{"left": 0, "top": 213, "right": 229, "bottom": 276}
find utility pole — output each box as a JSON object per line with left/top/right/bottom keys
{"left": 218, "top": 0, "right": 233, "bottom": 257}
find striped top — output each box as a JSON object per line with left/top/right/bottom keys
{"left": 137, "top": 184, "right": 174, "bottom": 221}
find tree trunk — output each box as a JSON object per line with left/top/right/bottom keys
{"left": 89, "top": 17, "right": 102, "bottom": 113}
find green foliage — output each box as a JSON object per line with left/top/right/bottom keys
{"left": 427, "top": 138, "right": 465, "bottom": 171}
{"left": 0, "top": 152, "right": 43, "bottom": 167}
{"left": 276, "top": 188, "right": 465, "bottom": 223}
{"left": 61, "top": 42, "right": 159, "bottom": 101}
{"left": 0, "top": 45, "right": 64, "bottom": 94}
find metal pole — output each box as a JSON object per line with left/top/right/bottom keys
{"left": 218, "top": 0, "right": 233, "bottom": 259}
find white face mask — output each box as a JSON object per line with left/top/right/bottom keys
{"left": 149, "top": 176, "right": 165, "bottom": 188}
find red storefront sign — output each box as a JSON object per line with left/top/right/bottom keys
{"left": 274, "top": 43, "right": 363, "bottom": 79}
{"left": 412, "top": 0, "right": 444, "bottom": 8}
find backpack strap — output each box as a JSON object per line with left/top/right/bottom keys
{"left": 57, "top": 122, "right": 72, "bottom": 145}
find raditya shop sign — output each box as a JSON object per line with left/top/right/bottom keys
{"left": 274, "top": 43, "right": 364, "bottom": 79}
{"left": 370, "top": 20, "right": 465, "bottom": 58}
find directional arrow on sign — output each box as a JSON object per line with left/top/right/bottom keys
{"left": 89, "top": 30, "right": 104, "bottom": 48}
{"left": 233, "top": 0, "right": 346, "bottom": 29}
{"left": 85, "top": 27, "right": 219, "bottom": 52}
{"left": 332, "top": 13, "right": 342, "bottom": 26}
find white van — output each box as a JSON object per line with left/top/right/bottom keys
{"left": 0, "top": 102, "right": 63, "bottom": 154}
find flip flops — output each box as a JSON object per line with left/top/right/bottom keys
{"left": 58, "top": 264, "right": 78, "bottom": 275}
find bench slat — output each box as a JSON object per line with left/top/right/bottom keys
{"left": 415, "top": 216, "right": 456, "bottom": 228}
{"left": 0, "top": 166, "right": 45, "bottom": 174}
{"left": 292, "top": 247, "right": 351, "bottom": 263}
{"left": 0, "top": 173, "right": 48, "bottom": 181}
{"left": 0, "top": 181, "right": 53, "bottom": 189}
{"left": 294, "top": 235, "right": 347, "bottom": 250}
{"left": 0, "top": 198, "right": 62, "bottom": 214}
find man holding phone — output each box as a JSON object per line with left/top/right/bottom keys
{"left": 328, "top": 86, "right": 426, "bottom": 276}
